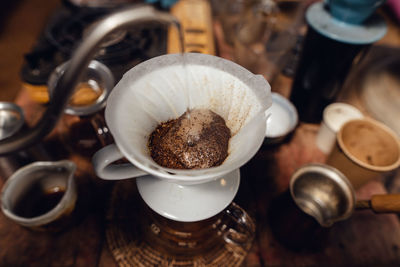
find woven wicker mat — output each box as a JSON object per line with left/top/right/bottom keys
{"left": 105, "top": 180, "right": 250, "bottom": 267}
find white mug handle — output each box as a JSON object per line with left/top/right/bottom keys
{"left": 92, "top": 144, "right": 147, "bottom": 180}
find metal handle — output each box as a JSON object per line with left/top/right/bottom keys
{"left": 0, "top": 4, "right": 179, "bottom": 155}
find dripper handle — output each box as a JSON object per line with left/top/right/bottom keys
{"left": 370, "top": 194, "right": 400, "bottom": 213}
{"left": 92, "top": 144, "right": 147, "bottom": 180}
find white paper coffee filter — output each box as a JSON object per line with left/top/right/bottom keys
{"left": 105, "top": 53, "right": 271, "bottom": 183}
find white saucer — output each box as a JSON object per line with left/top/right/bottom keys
{"left": 306, "top": 2, "right": 387, "bottom": 45}
{"left": 265, "top": 92, "right": 298, "bottom": 143}
{"left": 136, "top": 169, "right": 240, "bottom": 222}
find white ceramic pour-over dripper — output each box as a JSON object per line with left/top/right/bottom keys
{"left": 92, "top": 53, "right": 271, "bottom": 185}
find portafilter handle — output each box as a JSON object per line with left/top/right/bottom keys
{"left": 0, "top": 4, "right": 179, "bottom": 155}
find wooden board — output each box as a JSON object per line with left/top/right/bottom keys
{"left": 167, "top": 0, "right": 215, "bottom": 54}
{"left": 1, "top": 5, "right": 400, "bottom": 265}
{"left": 0, "top": 86, "right": 400, "bottom": 267}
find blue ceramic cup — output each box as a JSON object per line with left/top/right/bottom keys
{"left": 327, "top": 0, "right": 386, "bottom": 24}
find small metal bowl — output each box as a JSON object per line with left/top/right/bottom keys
{"left": 48, "top": 60, "right": 114, "bottom": 117}
{"left": 264, "top": 92, "right": 298, "bottom": 145}
{"left": 0, "top": 102, "right": 24, "bottom": 140}
{"left": 290, "top": 163, "right": 355, "bottom": 227}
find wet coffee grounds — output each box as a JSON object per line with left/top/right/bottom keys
{"left": 148, "top": 109, "right": 231, "bottom": 169}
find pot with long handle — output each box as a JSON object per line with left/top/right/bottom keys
{"left": 290, "top": 163, "right": 400, "bottom": 227}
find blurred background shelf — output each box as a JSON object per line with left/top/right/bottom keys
{"left": 0, "top": 0, "right": 60, "bottom": 102}
{"left": 1, "top": 0, "right": 399, "bottom": 102}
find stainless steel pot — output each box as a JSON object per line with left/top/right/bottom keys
{"left": 290, "top": 163, "right": 400, "bottom": 227}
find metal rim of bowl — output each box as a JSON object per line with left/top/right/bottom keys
{"left": 48, "top": 60, "right": 115, "bottom": 116}
{"left": 0, "top": 102, "right": 25, "bottom": 140}
{"left": 289, "top": 163, "right": 356, "bottom": 227}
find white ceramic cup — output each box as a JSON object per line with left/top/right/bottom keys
{"left": 316, "top": 102, "right": 363, "bottom": 154}
{"left": 92, "top": 53, "right": 272, "bottom": 185}
{"left": 264, "top": 92, "right": 298, "bottom": 144}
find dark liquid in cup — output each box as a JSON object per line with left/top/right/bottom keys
{"left": 289, "top": 27, "right": 368, "bottom": 123}
{"left": 13, "top": 184, "right": 65, "bottom": 218}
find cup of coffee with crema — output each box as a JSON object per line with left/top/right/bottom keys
{"left": 326, "top": 118, "right": 400, "bottom": 189}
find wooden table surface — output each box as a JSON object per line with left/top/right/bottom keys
{"left": 0, "top": 84, "right": 399, "bottom": 266}
{"left": 1, "top": 1, "right": 400, "bottom": 266}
